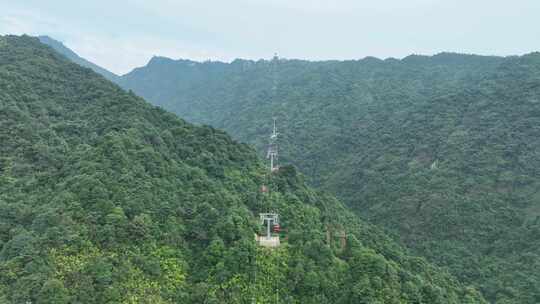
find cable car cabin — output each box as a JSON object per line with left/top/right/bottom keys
{"left": 272, "top": 224, "right": 281, "bottom": 233}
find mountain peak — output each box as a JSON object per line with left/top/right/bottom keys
{"left": 147, "top": 55, "right": 174, "bottom": 64}
{"left": 37, "top": 35, "right": 119, "bottom": 81}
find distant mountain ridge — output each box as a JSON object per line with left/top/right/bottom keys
{"left": 113, "top": 50, "right": 540, "bottom": 303}
{"left": 38, "top": 35, "right": 119, "bottom": 81}
{"left": 0, "top": 34, "right": 487, "bottom": 303}
{"left": 37, "top": 35, "right": 540, "bottom": 303}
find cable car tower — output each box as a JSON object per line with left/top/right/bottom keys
{"left": 257, "top": 212, "right": 280, "bottom": 247}
{"left": 256, "top": 118, "right": 282, "bottom": 248}
{"left": 267, "top": 118, "right": 279, "bottom": 172}
{"left": 256, "top": 54, "right": 282, "bottom": 248}
{"left": 251, "top": 55, "right": 283, "bottom": 304}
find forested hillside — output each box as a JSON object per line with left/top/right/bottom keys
{"left": 116, "top": 51, "right": 540, "bottom": 303}
{"left": 0, "top": 35, "right": 486, "bottom": 303}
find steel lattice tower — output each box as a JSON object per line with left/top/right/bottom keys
{"left": 267, "top": 118, "right": 279, "bottom": 172}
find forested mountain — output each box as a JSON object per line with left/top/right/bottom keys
{"left": 114, "top": 51, "right": 540, "bottom": 303}
{"left": 38, "top": 36, "right": 119, "bottom": 82}
{"left": 0, "top": 35, "right": 487, "bottom": 303}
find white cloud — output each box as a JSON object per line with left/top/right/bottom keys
{"left": 0, "top": 8, "right": 57, "bottom": 36}
{"left": 0, "top": 4, "right": 232, "bottom": 74}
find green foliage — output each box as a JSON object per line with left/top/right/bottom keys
{"left": 37, "top": 279, "right": 69, "bottom": 304}
{"left": 117, "top": 49, "right": 540, "bottom": 303}
{"left": 0, "top": 35, "right": 485, "bottom": 303}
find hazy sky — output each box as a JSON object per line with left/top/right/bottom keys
{"left": 1, "top": 0, "right": 539, "bottom": 75}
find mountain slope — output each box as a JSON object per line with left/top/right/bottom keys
{"left": 116, "top": 52, "right": 540, "bottom": 303}
{"left": 38, "top": 35, "right": 119, "bottom": 81}
{"left": 0, "top": 35, "right": 485, "bottom": 303}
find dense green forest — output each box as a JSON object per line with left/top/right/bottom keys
{"left": 0, "top": 35, "right": 487, "bottom": 303}
{"left": 114, "top": 49, "right": 540, "bottom": 303}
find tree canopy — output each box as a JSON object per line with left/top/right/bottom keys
{"left": 117, "top": 48, "right": 540, "bottom": 303}
{"left": 0, "top": 35, "right": 486, "bottom": 303}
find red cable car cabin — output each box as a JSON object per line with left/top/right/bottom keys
{"left": 272, "top": 224, "right": 281, "bottom": 233}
